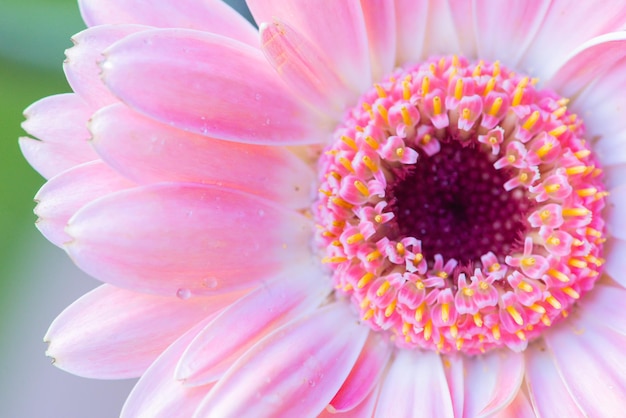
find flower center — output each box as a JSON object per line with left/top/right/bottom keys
{"left": 313, "top": 56, "right": 607, "bottom": 354}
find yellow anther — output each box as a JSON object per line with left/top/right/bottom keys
{"left": 331, "top": 197, "right": 353, "bottom": 209}
{"left": 574, "top": 149, "right": 591, "bottom": 159}
{"left": 483, "top": 77, "right": 496, "bottom": 96}
{"left": 456, "top": 338, "right": 464, "bottom": 351}
{"left": 462, "top": 287, "right": 475, "bottom": 297}
{"left": 562, "top": 310, "right": 569, "bottom": 318}
{"left": 364, "top": 135, "right": 379, "bottom": 150}
{"left": 318, "top": 188, "right": 332, "bottom": 197}
{"left": 546, "top": 295, "right": 562, "bottom": 309}
{"left": 562, "top": 207, "right": 590, "bottom": 217}
{"left": 402, "top": 79, "right": 412, "bottom": 100}
{"left": 521, "top": 257, "right": 536, "bottom": 267}
{"left": 473, "top": 313, "right": 483, "bottom": 327}
{"left": 362, "top": 102, "right": 374, "bottom": 118}
{"left": 367, "top": 249, "right": 382, "bottom": 263}
{"left": 363, "top": 308, "right": 375, "bottom": 320}
{"left": 492, "top": 324, "right": 501, "bottom": 340}
{"left": 541, "top": 315, "right": 552, "bottom": 326}
{"left": 462, "top": 108, "right": 471, "bottom": 120}
{"left": 529, "top": 304, "right": 546, "bottom": 314}
{"left": 568, "top": 258, "right": 587, "bottom": 269}
{"left": 441, "top": 303, "right": 450, "bottom": 323}
{"left": 488, "top": 97, "right": 503, "bottom": 116}
{"left": 347, "top": 232, "right": 364, "bottom": 245}
{"left": 454, "top": 78, "right": 464, "bottom": 100}
{"left": 512, "top": 77, "right": 529, "bottom": 106}
{"left": 548, "top": 125, "right": 568, "bottom": 137}
{"left": 353, "top": 180, "right": 370, "bottom": 197}
{"left": 546, "top": 236, "right": 561, "bottom": 246}
{"left": 423, "top": 320, "right": 433, "bottom": 341}
{"left": 450, "top": 324, "right": 458, "bottom": 338}
{"left": 360, "top": 297, "right": 370, "bottom": 309}
{"left": 563, "top": 286, "right": 580, "bottom": 299}
{"left": 343, "top": 283, "right": 353, "bottom": 291}
{"left": 331, "top": 240, "right": 342, "bottom": 247}
{"left": 437, "top": 271, "right": 449, "bottom": 279}
{"left": 433, "top": 96, "right": 443, "bottom": 115}
{"left": 415, "top": 280, "right": 425, "bottom": 290}
{"left": 548, "top": 269, "right": 570, "bottom": 282}
{"left": 338, "top": 157, "right": 355, "bottom": 173}
{"left": 421, "top": 134, "right": 432, "bottom": 145}
{"left": 384, "top": 300, "right": 397, "bottom": 318}
{"left": 374, "top": 83, "right": 387, "bottom": 98}
{"left": 421, "top": 76, "right": 430, "bottom": 96}
{"left": 522, "top": 110, "right": 541, "bottom": 130}
{"left": 507, "top": 305, "right": 524, "bottom": 326}
{"left": 565, "top": 166, "right": 587, "bottom": 175}
{"left": 325, "top": 149, "right": 338, "bottom": 156}
{"left": 492, "top": 61, "right": 501, "bottom": 77}
{"left": 355, "top": 125, "right": 364, "bottom": 132}
{"left": 544, "top": 183, "right": 561, "bottom": 194}
{"left": 328, "top": 171, "right": 342, "bottom": 181}
{"left": 585, "top": 255, "right": 604, "bottom": 267}
{"left": 452, "top": 55, "right": 460, "bottom": 67}
{"left": 472, "top": 64, "right": 482, "bottom": 77}
{"left": 557, "top": 97, "right": 570, "bottom": 106}
{"left": 515, "top": 330, "right": 526, "bottom": 341}
{"left": 340, "top": 135, "right": 358, "bottom": 150}
{"left": 396, "top": 242, "right": 405, "bottom": 255}
{"left": 415, "top": 304, "right": 425, "bottom": 322}
{"left": 488, "top": 135, "right": 498, "bottom": 144}
{"left": 396, "top": 147, "right": 405, "bottom": 158}
{"left": 402, "top": 322, "right": 411, "bottom": 336}
{"left": 357, "top": 272, "right": 375, "bottom": 289}
{"left": 362, "top": 155, "right": 379, "bottom": 172}
{"left": 585, "top": 227, "right": 602, "bottom": 238}
{"left": 576, "top": 187, "right": 597, "bottom": 197}
{"left": 377, "top": 104, "right": 389, "bottom": 124}
{"left": 517, "top": 281, "right": 534, "bottom": 293}
{"left": 332, "top": 220, "right": 345, "bottom": 227}
{"left": 429, "top": 63, "right": 437, "bottom": 74}
{"left": 321, "top": 231, "right": 335, "bottom": 238}
{"left": 374, "top": 214, "right": 383, "bottom": 223}
{"left": 488, "top": 263, "right": 501, "bottom": 272}
{"left": 322, "top": 256, "right": 348, "bottom": 263}
{"left": 401, "top": 106, "right": 412, "bottom": 126}
{"left": 536, "top": 142, "right": 554, "bottom": 158}
{"left": 552, "top": 106, "right": 567, "bottom": 118}
{"left": 478, "top": 281, "right": 490, "bottom": 291}
{"left": 519, "top": 172, "right": 529, "bottom": 183}
{"left": 507, "top": 154, "right": 517, "bottom": 164}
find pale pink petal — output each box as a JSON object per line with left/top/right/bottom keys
{"left": 65, "top": 183, "right": 313, "bottom": 296}
{"left": 462, "top": 350, "right": 525, "bottom": 417}
{"left": 491, "top": 390, "right": 536, "bottom": 418}
{"left": 393, "top": 0, "right": 428, "bottom": 64}
{"left": 102, "top": 29, "right": 328, "bottom": 145}
{"left": 375, "top": 350, "right": 454, "bottom": 418}
{"left": 90, "top": 103, "right": 316, "bottom": 209}
{"left": 194, "top": 303, "right": 369, "bottom": 417}
{"left": 175, "top": 268, "right": 330, "bottom": 385}
{"left": 247, "top": 0, "right": 372, "bottom": 92}
{"left": 546, "top": 33, "right": 626, "bottom": 98}
{"left": 321, "top": 384, "right": 380, "bottom": 417}
{"left": 448, "top": 0, "right": 476, "bottom": 58}
{"left": 518, "top": 0, "right": 626, "bottom": 80}
{"left": 421, "top": 0, "right": 462, "bottom": 57}
{"left": 329, "top": 332, "right": 391, "bottom": 413}
{"left": 444, "top": 355, "right": 465, "bottom": 418}
{"left": 78, "top": 0, "right": 258, "bottom": 47}
{"left": 603, "top": 239, "right": 626, "bottom": 288}
{"left": 65, "top": 24, "right": 149, "bottom": 107}
{"left": 474, "top": 0, "right": 550, "bottom": 66}
{"left": 360, "top": 0, "right": 396, "bottom": 81}
{"left": 19, "top": 137, "right": 99, "bottom": 180}
{"left": 577, "top": 285, "right": 626, "bottom": 335}
{"left": 525, "top": 342, "right": 585, "bottom": 418}
{"left": 604, "top": 164, "right": 626, "bottom": 190}
{"left": 259, "top": 19, "right": 356, "bottom": 114}
{"left": 120, "top": 317, "right": 217, "bottom": 418}
{"left": 34, "top": 161, "right": 134, "bottom": 246}
{"left": 544, "top": 313, "right": 626, "bottom": 416}
{"left": 45, "top": 284, "right": 237, "bottom": 379}
{"left": 606, "top": 184, "right": 626, "bottom": 240}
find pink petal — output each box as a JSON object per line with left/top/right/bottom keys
{"left": 360, "top": 0, "right": 396, "bottom": 81}
{"left": 518, "top": 0, "right": 626, "bottom": 80}
{"left": 78, "top": 0, "right": 258, "bottom": 47}
{"left": 603, "top": 239, "right": 626, "bottom": 288}
{"left": 102, "top": 28, "right": 327, "bottom": 145}
{"left": 195, "top": 303, "right": 369, "bottom": 417}
{"left": 577, "top": 284, "right": 626, "bottom": 335}
{"left": 259, "top": 19, "right": 355, "bottom": 114}
{"left": 525, "top": 342, "right": 586, "bottom": 417}
{"left": 19, "top": 137, "right": 99, "bottom": 180}
{"left": 65, "top": 183, "right": 313, "bottom": 296}
{"left": 375, "top": 350, "right": 454, "bottom": 418}
{"left": 461, "top": 350, "right": 525, "bottom": 417}
{"left": 491, "top": 390, "right": 536, "bottom": 418}
{"left": 474, "top": 0, "right": 550, "bottom": 66}
{"left": 544, "top": 313, "right": 626, "bottom": 416}
{"left": 321, "top": 384, "right": 380, "bottom": 417}
{"left": 606, "top": 184, "right": 626, "bottom": 240}
{"left": 604, "top": 164, "right": 626, "bottom": 190}
{"left": 45, "top": 284, "right": 237, "bottom": 379}
{"left": 546, "top": 33, "right": 626, "bottom": 99}
{"left": 90, "top": 103, "right": 316, "bottom": 209}
{"left": 393, "top": 0, "right": 428, "bottom": 64}
{"left": 65, "top": 24, "right": 149, "bottom": 107}
{"left": 420, "top": 1, "right": 463, "bottom": 57}
{"left": 120, "top": 317, "right": 217, "bottom": 418}
{"left": 443, "top": 355, "right": 465, "bottom": 418}
{"left": 247, "top": 0, "right": 372, "bottom": 93}
{"left": 34, "top": 161, "right": 134, "bottom": 246}
{"left": 175, "top": 268, "right": 330, "bottom": 385}
{"left": 329, "top": 332, "right": 391, "bottom": 413}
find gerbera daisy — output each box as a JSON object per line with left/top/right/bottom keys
{"left": 21, "top": 0, "right": 626, "bottom": 416}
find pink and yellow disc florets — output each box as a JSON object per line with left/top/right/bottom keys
{"left": 314, "top": 56, "right": 607, "bottom": 354}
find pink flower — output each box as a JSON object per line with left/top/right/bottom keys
{"left": 21, "top": 0, "right": 626, "bottom": 416}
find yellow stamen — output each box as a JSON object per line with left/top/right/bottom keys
{"left": 563, "top": 286, "right": 580, "bottom": 299}
{"left": 441, "top": 303, "right": 450, "bottom": 323}
{"left": 396, "top": 147, "right": 405, "bottom": 158}
{"left": 536, "top": 142, "right": 554, "bottom": 158}
{"left": 472, "top": 63, "right": 483, "bottom": 77}
{"left": 340, "top": 135, "right": 358, "bottom": 150}
{"left": 492, "top": 61, "right": 501, "bottom": 77}
{"left": 343, "top": 283, "right": 353, "bottom": 291}
{"left": 362, "top": 155, "right": 379, "bottom": 172}
{"left": 423, "top": 320, "right": 432, "bottom": 341}
{"left": 574, "top": 149, "right": 591, "bottom": 159}
{"left": 396, "top": 242, "right": 405, "bottom": 255}
{"left": 585, "top": 227, "right": 602, "bottom": 238}
{"left": 462, "top": 287, "right": 475, "bottom": 297}
{"left": 353, "top": 180, "right": 370, "bottom": 197}
{"left": 562, "top": 207, "right": 590, "bottom": 217}
{"left": 331, "top": 197, "right": 353, "bottom": 209}
{"left": 548, "top": 269, "right": 570, "bottom": 282}
{"left": 401, "top": 106, "right": 412, "bottom": 126}
{"left": 362, "top": 102, "right": 374, "bottom": 118}
{"left": 492, "top": 324, "right": 501, "bottom": 340}
{"left": 415, "top": 304, "right": 425, "bottom": 322}
{"left": 576, "top": 187, "right": 597, "bottom": 197}
{"left": 433, "top": 96, "right": 442, "bottom": 115}
{"left": 385, "top": 300, "right": 397, "bottom": 318}
{"left": 338, "top": 157, "right": 355, "bottom": 173}
{"left": 462, "top": 108, "right": 471, "bottom": 120}
{"left": 363, "top": 308, "right": 375, "bottom": 320}
{"left": 565, "top": 166, "right": 587, "bottom": 176}
{"left": 529, "top": 304, "right": 546, "bottom": 314}
{"left": 521, "top": 257, "right": 536, "bottom": 267}
{"left": 421, "top": 76, "right": 430, "bottom": 96}
{"left": 357, "top": 272, "right": 374, "bottom": 289}
{"left": 377, "top": 104, "right": 389, "bottom": 124}
{"left": 585, "top": 254, "right": 604, "bottom": 266}
{"left": 546, "top": 236, "right": 561, "bottom": 246}
{"left": 322, "top": 256, "right": 347, "bottom": 263}
{"left": 568, "top": 258, "right": 587, "bottom": 269}
{"left": 331, "top": 240, "right": 342, "bottom": 247}
{"left": 360, "top": 297, "right": 370, "bottom": 309}
{"left": 456, "top": 338, "right": 464, "bottom": 351}
{"left": 546, "top": 295, "right": 562, "bottom": 309}
{"left": 541, "top": 315, "right": 552, "bottom": 326}
{"left": 483, "top": 77, "right": 496, "bottom": 95}
{"left": 507, "top": 305, "right": 524, "bottom": 326}
{"left": 516, "top": 330, "right": 526, "bottom": 341}
{"left": 364, "top": 135, "right": 379, "bottom": 149}
{"left": 374, "top": 214, "right": 383, "bottom": 223}
{"left": 517, "top": 281, "right": 534, "bottom": 293}
{"left": 347, "top": 232, "right": 364, "bottom": 245}
{"left": 473, "top": 313, "right": 483, "bottom": 327}
{"left": 488, "top": 97, "right": 503, "bottom": 116}
{"left": 522, "top": 110, "right": 541, "bottom": 130}
{"left": 512, "top": 77, "right": 529, "bottom": 106}
{"left": 318, "top": 188, "right": 331, "bottom": 197}
{"left": 450, "top": 324, "right": 458, "bottom": 338}
{"left": 374, "top": 83, "right": 387, "bottom": 98}
{"left": 552, "top": 106, "right": 567, "bottom": 118}
{"left": 402, "top": 322, "right": 411, "bottom": 336}
{"left": 548, "top": 125, "right": 568, "bottom": 137}
{"left": 366, "top": 249, "right": 382, "bottom": 263}
{"left": 454, "top": 78, "right": 464, "bottom": 100}
{"left": 544, "top": 183, "right": 561, "bottom": 194}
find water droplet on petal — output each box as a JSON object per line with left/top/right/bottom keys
{"left": 176, "top": 288, "right": 191, "bottom": 300}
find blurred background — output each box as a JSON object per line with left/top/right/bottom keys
{"left": 0, "top": 1, "right": 249, "bottom": 417}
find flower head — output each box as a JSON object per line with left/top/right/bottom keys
{"left": 22, "top": 0, "right": 626, "bottom": 416}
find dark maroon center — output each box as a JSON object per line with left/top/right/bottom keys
{"left": 391, "top": 141, "right": 531, "bottom": 264}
